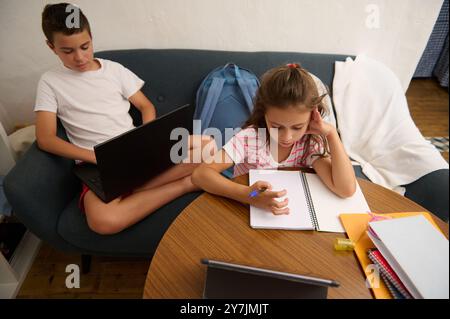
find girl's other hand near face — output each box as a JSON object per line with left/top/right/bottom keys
{"left": 305, "top": 108, "right": 335, "bottom": 137}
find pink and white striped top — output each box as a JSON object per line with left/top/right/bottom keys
{"left": 222, "top": 127, "right": 324, "bottom": 177}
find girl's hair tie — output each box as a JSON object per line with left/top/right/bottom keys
{"left": 286, "top": 63, "right": 300, "bottom": 69}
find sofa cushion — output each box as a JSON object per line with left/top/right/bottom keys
{"left": 57, "top": 191, "right": 202, "bottom": 256}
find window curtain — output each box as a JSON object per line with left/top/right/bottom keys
{"left": 414, "top": 0, "right": 449, "bottom": 87}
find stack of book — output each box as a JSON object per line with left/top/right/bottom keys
{"left": 340, "top": 212, "right": 449, "bottom": 299}
{"left": 366, "top": 215, "right": 449, "bottom": 299}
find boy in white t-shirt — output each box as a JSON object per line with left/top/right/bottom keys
{"left": 35, "top": 3, "right": 214, "bottom": 235}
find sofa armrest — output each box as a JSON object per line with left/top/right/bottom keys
{"left": 4, "top": 141, "right": 80, "bottom": 246}
{"left": 404, "top": 169, "right": 449, "bottom": 223}
{"left": 355, "top": 165, "right": 449, "bottom": 223}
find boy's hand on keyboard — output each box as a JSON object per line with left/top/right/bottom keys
{"left": 248, "top": 181, "right": 289, "bottom": 215}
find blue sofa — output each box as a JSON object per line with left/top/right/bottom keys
{"left": 4, "top": 49, "right": 448, "bottom": 268}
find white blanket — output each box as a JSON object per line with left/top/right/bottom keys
{"left": 332, "top": 55, "right": 448, "bottom": 194}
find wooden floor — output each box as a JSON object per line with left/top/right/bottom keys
{"left": 407, "top": 79, "right": 449, "bottom": 162}
{"left": 16, "top": 78, "right": 449, "bottom": 299}
{"left": 17, "top": 244, "right": 150, "bottom": 299}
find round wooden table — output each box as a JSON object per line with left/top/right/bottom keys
{"left": 143, "top": 176, "right": 448, "bottom": 299}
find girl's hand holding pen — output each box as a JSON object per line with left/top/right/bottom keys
{"left": 248, "top": 181, "right": 289, "bottom": 215}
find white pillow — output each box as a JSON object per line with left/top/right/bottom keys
{"left": 8, "top": 125, "right": 36, "bottom": 160}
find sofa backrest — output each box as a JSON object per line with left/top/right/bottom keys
{"left": 95, "top": 49, "right": 352, "bottom": 123}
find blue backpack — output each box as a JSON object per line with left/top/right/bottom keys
{"left": 194, "top": 63, "right": 260, "bottom": 147}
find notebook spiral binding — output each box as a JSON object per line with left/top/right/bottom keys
{"left": 300, "top": 172, "right": 319, "bottom": 230}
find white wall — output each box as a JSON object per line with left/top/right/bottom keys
{"left": 0, "top": 0, "right": 443, "bottom": 134}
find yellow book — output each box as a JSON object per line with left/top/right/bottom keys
{"left": 339, "top": 212, "right": 442, "bottom": 299}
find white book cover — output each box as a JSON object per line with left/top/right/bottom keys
{"left": 368, "top": 215, "right": 449, "bottom": 299}
{"left": 249, "top": 170, "right": 370, "bottom": 233}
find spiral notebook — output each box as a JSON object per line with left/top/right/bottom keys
{"left": 367, "top": 248, "right": 413, "bottom": 299}
{"left": 380, "top": 273, "right": 405, "bottom": 299}
{"left": 249, "top": 170, "right": 370, "bottom": 233}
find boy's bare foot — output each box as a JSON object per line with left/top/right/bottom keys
{"left": 182, "top": 175, "right": 201, "bottom": 193}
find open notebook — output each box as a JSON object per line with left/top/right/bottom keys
{"left": 249, "top": 170, "right": 370, "bottom": 233}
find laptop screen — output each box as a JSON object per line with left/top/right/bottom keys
{"left": 93, "top": 104, "right": 191, "bottom": 201}
{"left": 201, "top": 259, "right": 339, "bottom": 299}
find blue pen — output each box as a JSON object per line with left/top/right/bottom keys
{"left": 249, "top": 187, "right": 268, "bottom": 198}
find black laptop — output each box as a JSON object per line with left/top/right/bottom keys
{"left": 201, "top": 259, "right": 340, "bottom": 299}
{"left": 73, "top": 104, "right": 191, "bottom": 203}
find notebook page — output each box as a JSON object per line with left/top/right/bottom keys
{"left": 305, "top": 173, "right": 370, "bottom": 233}
{"left": 369, "top": 215, "right": 449, "bottom": 299}
{"left": 249, "top": 170, "right": 314, "bottom": 230}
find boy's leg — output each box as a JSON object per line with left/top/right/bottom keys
{"left": 132, "top": 162, "right": 198, "bottom": 193}
{"left": 133, "top": 135, "right": 216, "bottom": 192}
{"left": 84, "top": 176, "right": 197, "bottom": 235}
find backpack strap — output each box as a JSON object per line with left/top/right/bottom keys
{"left": 198, "top": 76, "right": 226, "bottom": 128}
{"left": 232, "top": 64, "right": 258, "bottom": 113}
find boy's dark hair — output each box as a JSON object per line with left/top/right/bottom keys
{"left": 42, "top": 3, "right": 91, "bottom": 44}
